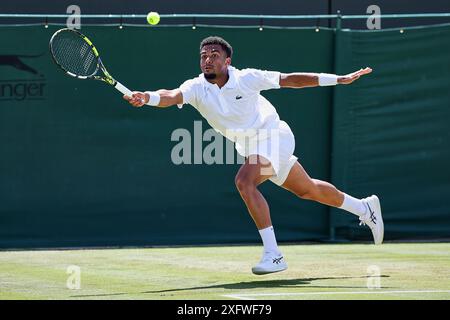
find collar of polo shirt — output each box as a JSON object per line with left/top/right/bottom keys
{"left": 201, "top": 66, "right": 237, "bottom": 90}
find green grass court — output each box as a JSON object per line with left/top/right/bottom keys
{"left": 1, "top": 242, "right": 449, "bottom": 300}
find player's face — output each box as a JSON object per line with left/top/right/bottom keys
{"left": 200, "top": 44, "right": 230, "bottom": 79}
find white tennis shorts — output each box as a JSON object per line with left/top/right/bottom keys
{"left": 235, "top": 120, "right": 298, "bottom": 186}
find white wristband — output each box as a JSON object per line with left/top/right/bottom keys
{"left": 318, "top": 73, "right": 338, "bottom": 86}
{"left": 145, "top": 91, "right": 161, "bottom": 106}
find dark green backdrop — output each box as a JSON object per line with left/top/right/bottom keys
{"left": 0, "top": 24, "right": 449, "bottom": 248}
{"left": 330, "top": 24, "right": 450, "bottom": 240}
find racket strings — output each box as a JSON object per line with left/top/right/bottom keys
{"left": 51, "top": 32, "right": 98, "bottom": 77}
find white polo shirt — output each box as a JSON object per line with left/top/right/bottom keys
{"left": 177, "top": 66, "right": 298, "bottom": 184}
{"left": 177, "top": 66, "right": 284, "bottom": 145}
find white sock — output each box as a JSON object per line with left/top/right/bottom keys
{"left": 339, "top": 193, "right": 367, "bottom": 217}
{"left": 258, "top": 226, "right": 281, "bottom": 255}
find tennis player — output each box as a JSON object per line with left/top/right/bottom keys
{"left": 124, "top": 36, "right": 383, "bottom": 275}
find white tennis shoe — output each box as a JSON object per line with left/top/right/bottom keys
{"left": 252, "top": 252, "right": 287, "bottom": 275}
{"left": 360, "top": 195, "right": 384, "bottom": 245}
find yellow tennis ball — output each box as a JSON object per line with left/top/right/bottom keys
{"left": 146, "top": 12, "right": 160, "bottom": 25}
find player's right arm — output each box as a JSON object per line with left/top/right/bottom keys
{"left": 123, "top": 89, "right": 183, "bottom": 108}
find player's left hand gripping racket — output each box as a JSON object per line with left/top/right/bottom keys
{"left": 49, "top": 28, "right": 132, "bottom": 96}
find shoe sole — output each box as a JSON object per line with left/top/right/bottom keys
{"left": 371, "top": 195, "right": 384, "bottom": 245}
{"left": 252, "top": 265, "right": 287, "bottom": 275}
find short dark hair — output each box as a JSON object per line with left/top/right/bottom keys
{"left": 200, "top": 36, "right": 233, "bottom": 58}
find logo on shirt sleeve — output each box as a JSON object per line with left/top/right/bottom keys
{"left": 235, "top": 95, "right": 243, "bottom": 100}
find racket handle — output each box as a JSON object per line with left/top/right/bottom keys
{"left": 114, "top": 81, "right": 133, "bottom": 97}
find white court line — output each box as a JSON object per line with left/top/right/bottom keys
{"left": 223, "top": 290, "right": 450, "bottom": 300}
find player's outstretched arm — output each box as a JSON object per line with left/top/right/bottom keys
{"left": 279, "top": 67, "right": 372, "bottom": 88}
{"left": 123, "top": 89, "right": 183, "bottom": 108}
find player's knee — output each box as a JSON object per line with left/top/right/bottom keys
{"left": 235, "top": 174, "right": 255, "bottom": 194}
{"left": 234, "top": 174, "right": 247, "bottom": 192}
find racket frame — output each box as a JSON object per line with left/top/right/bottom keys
{"left": 49, "top": 28, "right": 132, "bottom": 96}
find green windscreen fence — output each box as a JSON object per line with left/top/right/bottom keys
{"left": 330, "top": 24, "right": 450, "bottom": 240}
{"left": 0, "top": 24, "right": 449, "bottom": 248}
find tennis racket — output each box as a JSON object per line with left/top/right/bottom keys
{"left": 49, "top": 28, "right": 133, "bottom": 97}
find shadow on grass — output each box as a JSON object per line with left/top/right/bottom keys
{"left": 70, "top": 274, "right": 390, "bottom": 298}
{"left": 143, "top": 275, "right": 391, "bottom": 294}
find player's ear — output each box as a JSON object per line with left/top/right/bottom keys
{"left": 225, "top": 57, "right": 231, "bottom": 66}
